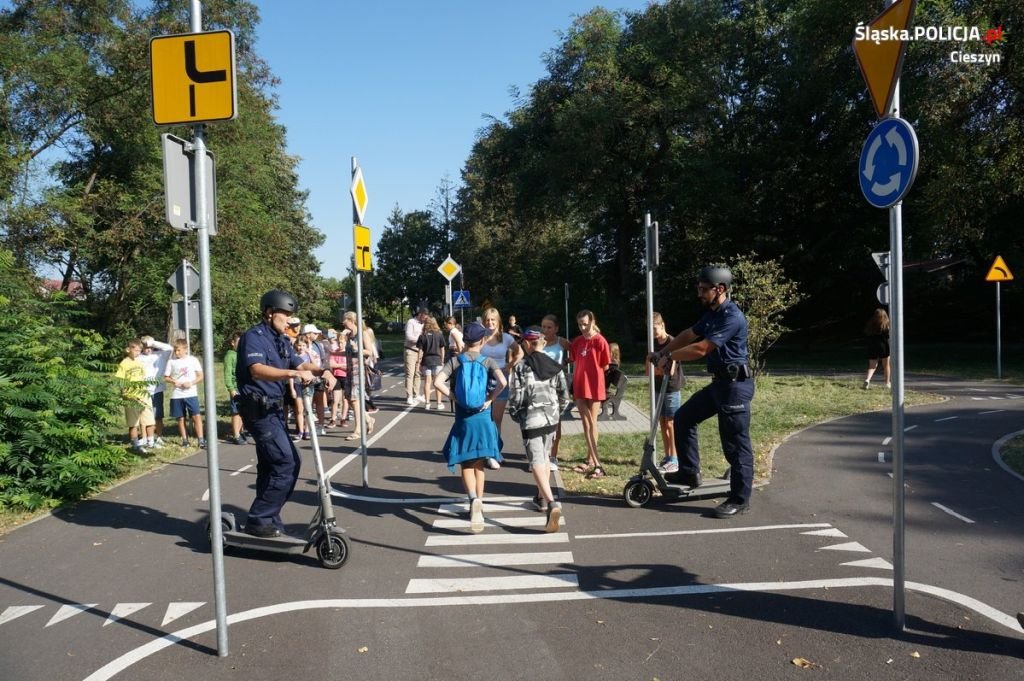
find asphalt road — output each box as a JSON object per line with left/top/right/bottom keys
{"left": 1, "top": 372, "right": 1021, "bottom": 680}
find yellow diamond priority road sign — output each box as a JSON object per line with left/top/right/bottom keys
{"left": 150, "top": 30, "right": 237, "bottom": 125}
{"left": 351, "top": 167, "right": 369, "bottom": 225}
{"left": 853, "top": 0, "right": 917, "bottom": 118}
{"left": 437, "top": 256, "right": 461, "bottom": 281}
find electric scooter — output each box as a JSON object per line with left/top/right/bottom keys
{"left": 622, "top": 375, "right": 732, "bottom": 508}
{"left": 209, "top": 383, "right": 351, "bottom": 569}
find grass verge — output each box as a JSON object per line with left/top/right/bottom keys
{"left": 555, "top": 375, "right": 945, "bottom": 497}
{"left": 1000, "top": 434, "right": 1024, "bottom": 478}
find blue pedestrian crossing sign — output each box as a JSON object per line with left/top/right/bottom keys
{"left": 859, "top": 117, "right": 919, "bottom": 209}
{"left": 453, "top": 290, "right": 472, "bottom": 310}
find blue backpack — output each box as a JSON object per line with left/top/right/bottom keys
{"left": 455, "top": 353, "right": 488, "bottom": 410}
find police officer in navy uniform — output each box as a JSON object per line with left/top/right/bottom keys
{"left": 652, "top": 266, "right": 754, "bottom": 518}
{"left": 237, "top": 290, "right": 336, "bottom": 537}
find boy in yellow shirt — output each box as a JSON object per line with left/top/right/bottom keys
{"left": 115, "top": 339, "right": 155, "bottom": 453}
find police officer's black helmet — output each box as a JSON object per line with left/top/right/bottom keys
{"left": 698, "top": 266, "right": 733, "bottom": 288}
{"left": 260, "top": 289, "right": 298, "bottom": 314}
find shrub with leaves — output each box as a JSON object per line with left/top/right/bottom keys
{"left": 0, "top": 250, "right": 132, "bottom": 511}
{"left": 728, "top": 254, "right": 804, "bottom": 376}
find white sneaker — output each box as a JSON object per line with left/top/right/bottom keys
{"left": 424, "top": 402, "right": 432, "bottom": 410}
{"left": 406, "top": 397, "right": 417, "bottom": 406}
{"left": 469, "top": 498, "right": 484, "bottom": 533}
{"left": 549, "top": 457, "right": 559, "bottom": 471}
{"left": 415, "top": 395, "right": 426, "bottom": 404}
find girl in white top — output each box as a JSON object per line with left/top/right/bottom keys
{"left": 480, "top": 307, "right": 517, "bottom": 467}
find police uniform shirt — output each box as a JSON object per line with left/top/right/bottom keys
{"left": 237, "top": 321, "right": 304, "bottom": 400}
{"left": 692, "top": 299, "right": 749, "bottom": 372}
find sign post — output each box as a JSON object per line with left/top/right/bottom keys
{"left": 351, "top": 158, "right": 371, "bottom": 487}
{"left": 150, "top": 1, "right": 237, "bottom": 655}
{"left": 644, "top": 214, "right": 660, "bottom": 435}
{"left": 853, "top": 0, "right": 918, "bottom": 633}
{"left": 985, "top": 256, "right": 1014, "bottom": 378}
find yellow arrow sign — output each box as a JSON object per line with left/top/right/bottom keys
{"left": 985, "top": 255, "right": 1013, "bottom": 282}
{"left": 351, "top": 167, "right": 368, "bottom": 225}
{"left": 354, "top": 224, "right": 372, "bottom": 272}
{"left": 150, "top": 30, "right": 237, "bottom": 125}
{"left": 852, "top": 0, "right": 917, "bottom": 118}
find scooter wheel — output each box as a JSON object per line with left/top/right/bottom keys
{"left": 623, "top": 479, "right": 654, "bottom": 508}
{"left": 316, "top": 530, "right": 350, "bottom": 569}
{"left": 206, "top": 518, "right": 232, "bottom": 548}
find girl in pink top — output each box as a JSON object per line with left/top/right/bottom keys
{"left": 570, "top": 309, "right": 610, "bottom": 478}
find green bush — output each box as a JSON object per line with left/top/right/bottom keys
{"left": 0, "top": 250, "right": 133, "bottom": 511}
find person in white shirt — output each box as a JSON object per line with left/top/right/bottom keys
{"left": 139, "top": 336, "right": 173, "bottom": 446}
{"left": 404, "top": 307, "right": 428, "bottom": 405}
{"left": 164, "top": 339, "right": 205, "bottom": 448}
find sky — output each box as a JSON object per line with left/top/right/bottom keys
{"left": 249, "top": 0, "right": 652, "bottom": 281}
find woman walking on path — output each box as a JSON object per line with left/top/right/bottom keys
{"left": 434, "top": 322, "right": 506, "bottom": 533}
{"left": 417, "top": 316, "right": 447, "bottom": 409}
{"left": 480, "top": 306, "right": 517, "bottom": 468}
{"left": 863, "top": 308, "right": 891, "bottom": 390}
{"left": 570, "top": 309, "right": 610, "bottom": 478}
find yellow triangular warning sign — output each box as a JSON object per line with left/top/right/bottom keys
{"left": 985, "top": 255, "right": 1014, "bottom": 282}
{"left": 853, "top": 0, "right": 918, "bottom": 118}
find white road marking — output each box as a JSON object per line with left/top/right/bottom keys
{"left": 989, "top": 396, "right": 1004, "bottom": 400}
{"left": 425, "top": 532, "right": 570, "bottom": 547}
{"left": 229, "top": 464, "right": 252, "bottom": 476}
{"left": 417, "top": 551, "right": 574, "bottom": 568}
{"left": 1006, "top": 394, "right": 1023, "bottom": 399}
{"left": 801, "top": 528, "right": 847, "bottom": 538}
{"left": 574, "top": 522, "right": 831, "bottom": 540}
{"left": 820, "top": 542, "right": 871, "bottom": 553}
{"left": 841, "top": 557, "right": 893, "bottom": 570}
{"left": 979, "top": 409, "right": 1005, "bottom": 415}
{"left": 931, "top": 502, "right": 975, "bottom": 524}
{"left": 970, "top": 397, "right": 986, "bottom": 401}
{"left": 438, "top": 499, "right": 537, "bottom": 515}
{"left": 432, "top": 515, "right": 564, "bottom": 529}
{"left": 881, "top": 436, "right": 892, "bottom": 446}
{"left": 877, "top": 451, "right": 886, "bottom": 463}
{"left": 405, "top": 574, "right": 578, "bottom": 594}
{"left": 160, "top": 602, "right": 204, "bottom": 627}
{"left": 325, "top": 453, "right": 358, "bottom": 480}
{"left": 46, "top": 603, "right": 97, "bottom": 627}
{"left": 81, "top": 578, "right": 1024, "bottom": 681}
{"left": 903, "top": 424, "right": 918, "bottom": 432}
{"left": 103, "top": 603, "right": 150, "bottom": 626}
{"left": 0, "top": 605, "right": 44, "bottom": 626}
{"left": 934, "top": 416, "right": 958, "bottom": 422}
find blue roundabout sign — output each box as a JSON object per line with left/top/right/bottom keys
{"left": 859, "top": 117, "right": 919, "bottom": 209}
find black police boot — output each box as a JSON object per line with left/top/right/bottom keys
{"left": 714, "top": 498, "right": 750, "bottom": 518}
{"left": 666, "top": 469, "right": 702, "bottom": 489}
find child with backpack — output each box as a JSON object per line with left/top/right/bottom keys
{"left": 508, "top": 327, "right": 570, "bottom": 532}
{"left": 434, "top": 322, "right": 506, "bottom": 533}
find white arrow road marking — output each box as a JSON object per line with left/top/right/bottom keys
{"left": 160, "top": 602, "right": 204, "bottom": 627}
{"left": 841, "top": 557, "right": 893, "bottom": 570}
{"left": 81, "top": 578, "right": 1024, "bottom": 681}
{"left": 406, "top": 574, "right": 578, "bottom": 594}
{"left": 882, "top": 436, "right": 892, "bottom": 446}
{"left": 0, "top": 605, "right": 44, "bottom": 626}
{"left": 801, "top": 528, "right": 847, "bottom": 538}
{"left": 417, "top": 551, "right": 574, "bottom": 568}
{"left": 931, "top": 502, "right": 975, "bottom": 524}
{"left": 103, "top": 603, "right": 150, "bottom": 626}
{"left": 46, "top": 603, "right": 97, "bottom": 627}
{"left": 820, "top": 542, "right": 871, "bottom": 553}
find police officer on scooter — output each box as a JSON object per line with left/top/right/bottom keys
{"left": 651, "top": 266, "right": 754, "bottom": 518}
{"left": 237, "top": 290, "right": 336, "bottom": 537}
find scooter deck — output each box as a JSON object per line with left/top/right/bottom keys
{"left": 223, "top": 529, "right": 308, "bottom": 554}
{"left": 659, "top": 478, "right": 732, "bottom": 500}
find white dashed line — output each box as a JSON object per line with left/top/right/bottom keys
{"left": 934, "top": 416, "right": 958, "bottom": 422}
{"left": 229, "top": 464, "right": 252, "bottom": 476}
{"left": 904, "top": 425, "right": 918, "bottom": 432}
{"left": 882, "top": 436, "right": 892, "bottom": 446}
{"left": 979, "top": 409, "right": 1005, "bottom": 415}
{"left": 877, "top": 451, "right": 886, "bottom": 463}
{"left": 931, "top": 502, "right": 975, "bottom": 524}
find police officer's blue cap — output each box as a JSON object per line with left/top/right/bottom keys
{"left": 698, "top": 266, "right": 732, "bottom": 288}
{"left": 260, "top": 289, "right": 298, "bottom": 313}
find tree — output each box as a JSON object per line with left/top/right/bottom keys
{"left": 728, "top": 254, "right": 804, "bottom": 376}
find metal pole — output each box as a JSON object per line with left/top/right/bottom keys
{"left": 182, "top": 258, "right": 191, "bottom": 354}
{"left": 996, "top": 281, "right": 1002, "bottom": 379}
{"left": 563, "top": 282, "right": 570, "bottom": 340}
{"left": 889, "top": 75, "right": 906, "bottom": 633}
{"left": 352, "top": 157, "right": 368, "bottom": 487}
{"left": 644, "top": 213, "right": 657, "bottom": 436}
{"left": 190, "top": 0, "right": 228, "bottom": 657}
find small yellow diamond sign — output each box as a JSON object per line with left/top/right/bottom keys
{"left": 350, "top": 167, "right": 368, "bottom": 224}
{"left": 354, "top": 224, "right": 372, "bottom": 272}
{"left": 437, "top": 256, "right": 461, "bottom": 281}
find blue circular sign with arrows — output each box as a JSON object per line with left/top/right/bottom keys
{"left": 859, "top": 117, "right": 919, "bottom": 209}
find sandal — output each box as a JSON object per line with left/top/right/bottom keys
{"left": 572, "top": 464, "right": 591, "bottom": 474}
{"left": 586, "top": 466, "right": 606, "bottom": 479}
